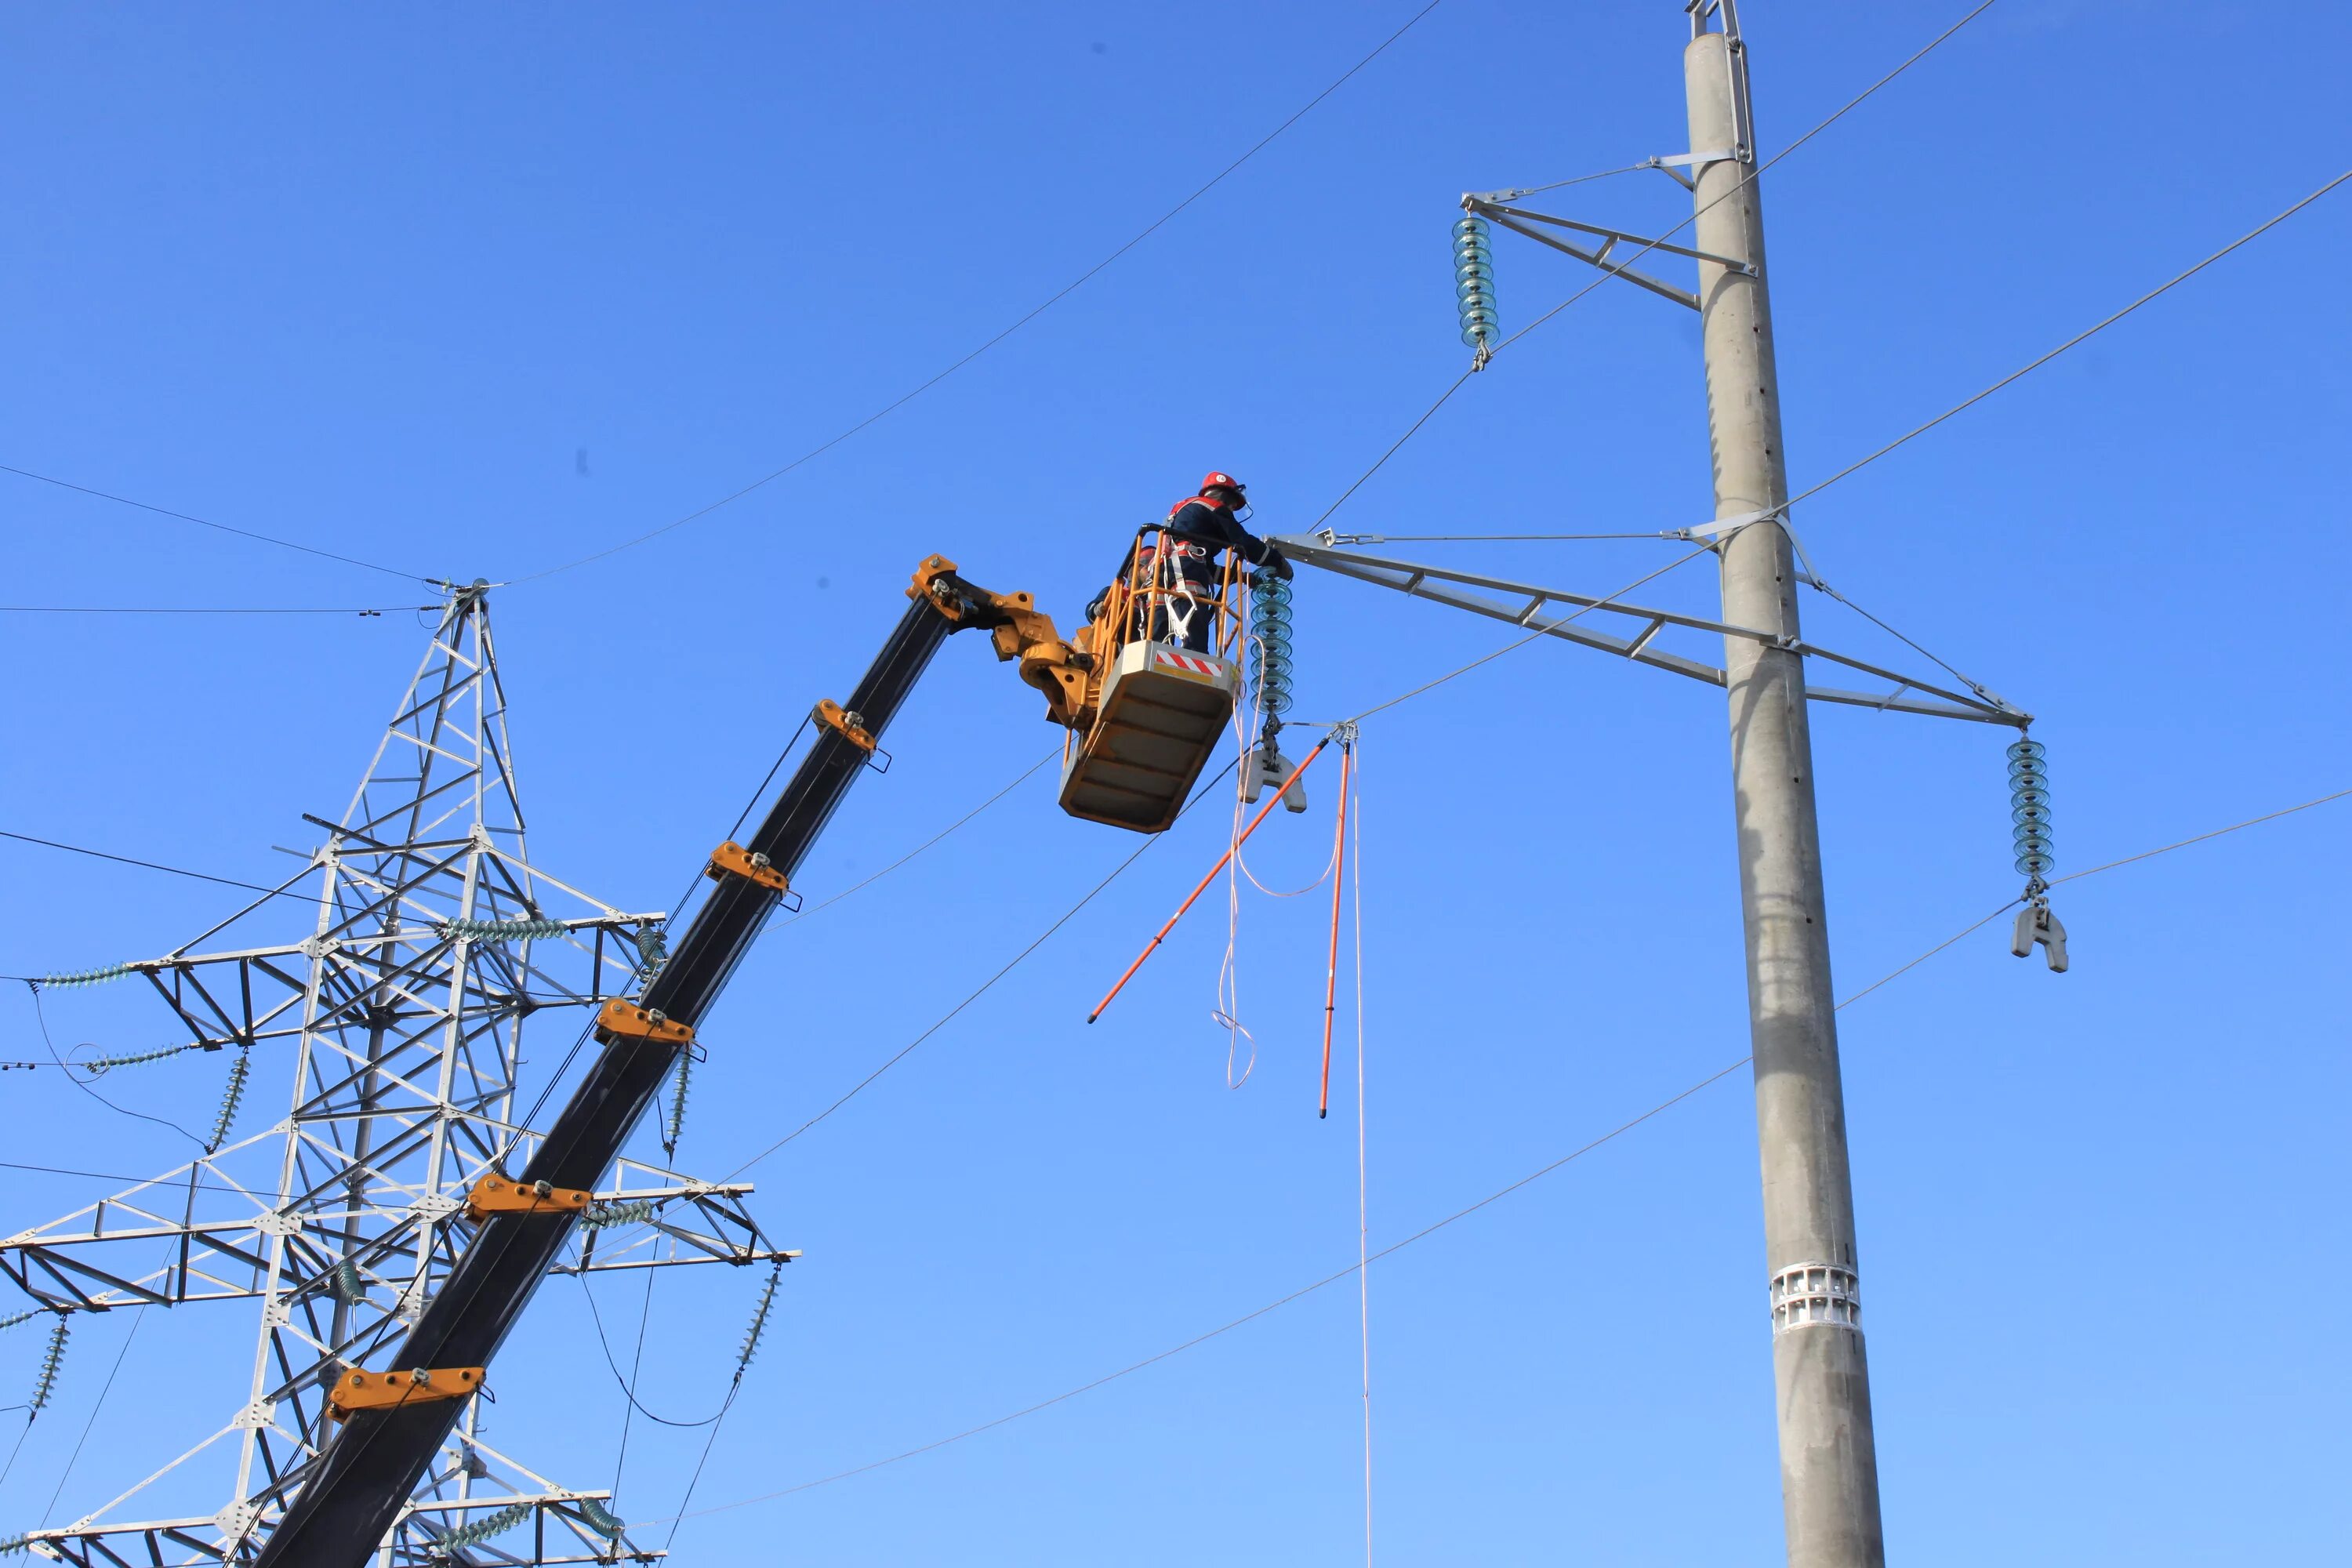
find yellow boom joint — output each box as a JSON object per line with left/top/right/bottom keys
{"left": 327, "top": 1365, "right": 483, "bottom": 1421}
{"left": 812, "top": 699, "right": 877, "bottom": 753}
{"left": 464, "top": 1173, "right": 592, "bottom": 1222}
{"left": 594, "top": 999, "right": 695, "bottom": 1047}
{"left": 705, "top": 840, "right": 790, "bottom": 894}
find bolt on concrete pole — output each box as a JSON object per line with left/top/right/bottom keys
{"left": 1682, "top": 13, "right": 1887, "bottom": 1567}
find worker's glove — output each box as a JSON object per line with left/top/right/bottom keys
{"left": 1260, "top": 550, "right": 1294, "bottom": 582}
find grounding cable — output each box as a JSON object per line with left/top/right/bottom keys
{"left": 655, "top": 773, "right": 2348, "bottom": 1526}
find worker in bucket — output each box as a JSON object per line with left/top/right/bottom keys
{"left": 1142, "top": 471, "right": 1292, "bottom": 652}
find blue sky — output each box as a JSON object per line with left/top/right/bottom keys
{"left": 2, "top": 2, "right": 2347, "bottom": 1563}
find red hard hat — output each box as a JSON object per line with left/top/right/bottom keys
{"left": 1199, "top": 470, "right": 1246, "bottom": 498}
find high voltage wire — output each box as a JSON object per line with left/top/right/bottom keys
{"left": 499, "top": 0, "right": 1454, "bottom": 587}
{"left": 1785, "top": 166, "right": 2352, "bottom": 510}
{"left": 0, "top": 830, "right": 310, "bottom": 905}
{"left": 0, "top": 604, "right": 427, "bottom": 616}
{"left": 0, "top": 463, "right": 433, "bottom": 585}
{"left": 660, "top": 779, "right": 2351, "bottom": 1528}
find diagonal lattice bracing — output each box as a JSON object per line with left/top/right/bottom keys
{"left": 3, "top": 585, "right": 786, "bottom": 1565}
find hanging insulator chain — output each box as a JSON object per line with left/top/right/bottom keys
{"left": 439, "top": 1501, "right": 532, "bottom": 1550}
{"left": 446, "top": 916, "right": 571, "bottom": 942}
{"left": 2009, "top": 739, "right": 2053, "bottom": 891}
{"left": 631, "top": 924, "right": 669, "bottom": 982}
{"left": 1454, "top": 214, "right": 1498, "bottom": 363}
{"left": 207, "top": 1048, "right": 252, "bottom": 1152}
{"left": 29, "top": 1315, "right": 69, "bottom": 1415}
{"left": 735, "top": 1258, "right": 783, "bottom": 1381}
{"left": 2007, "top": 736, "right": 2069, "bottom": 973}
{"left": 79, "top": 1042, "right": 201, "bottom": 1076}
{"left": 31, "top": 963, "right": 134, "bottom": 990}
{"left": 662, "top": 1052, "right": 692, "bottom": 1153}
{"left": 575, "top": 1497, "right": 625, "bottom": 1539}
{"left": 1248, "top": 573, "right": 1294, "bottom": 726}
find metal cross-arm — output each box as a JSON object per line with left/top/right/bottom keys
{"left": 1269, "top": 532, "right": 2029, "bottom": 728}
{"left": 1462, "top": 196, "right": 1755, "bottom": 313}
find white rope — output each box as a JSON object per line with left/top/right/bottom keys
{"left": 1352, "top": 749, "right": 1374, "bottom": 1568}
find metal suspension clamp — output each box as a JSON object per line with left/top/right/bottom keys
{"left": 327, "top": 1363, "right": 483, "bottom": 1421}
{"left": 2011, "top": 883, "right": 2069, "bottom": 973}
{"left": 594, "top": 999, "right": 695, "bottom": 1047}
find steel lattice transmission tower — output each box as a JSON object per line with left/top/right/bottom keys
{"left": 3, "top": 583, "right": 789, "bottom": 1565}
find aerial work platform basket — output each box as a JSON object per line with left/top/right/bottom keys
{"left": 1060, "top": 638, "right": 1240, "bottom": 832}
{"left": 1056, "top": 523, "right": 1250, "bottom": 833}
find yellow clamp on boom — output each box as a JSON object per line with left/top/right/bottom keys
{"left": 328, "top": 1365, "right": 482, "bottom": 1422}
{"left": 464, "top": 1173, "right": 592, "bottom": 1222}
{"left": 812, "top": 699, "right": 877, "bottom": 753}
{"left": 595, "top": 999, "right": 695, "bottom": 1047}
{"left": 908, "top": 554, "right": 963, "bottom": 619}
{"left": 706, "top": 840, "right": 790, "bottom": 894}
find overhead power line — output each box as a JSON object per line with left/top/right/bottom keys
{"left": 0, "top": 604, "right": 427, "bottom": 616}
{"left": 1788, "top": 166, "right": 2352, "bottom": 509}
{"left": 662, "top": 777, "right": 2349, "bottom": 1527}
{"left": 0, "top": 463, "right": 433, "bottom": 585}
{"left": 0, "top": 829, "right": 309, "bottom": 904}
{"left": 503, "top": 0, "right": 1454, "bottom": 587}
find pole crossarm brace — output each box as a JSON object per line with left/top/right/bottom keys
{"left": 1461, "top": 196, "right": 1755, "bottom": 312}
{"left": 1269, "top": 533, "right": 2030, "bottom": 728}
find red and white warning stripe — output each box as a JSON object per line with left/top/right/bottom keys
{"left": 1153, "top": 649, "right": 1223, "bottom": 677}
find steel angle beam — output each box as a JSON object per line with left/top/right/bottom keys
{"left": 1269, "top": 534, "right": 2027, "bottom": 727}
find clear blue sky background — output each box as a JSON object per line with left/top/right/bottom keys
{"left": 3, "top": 2, "right": 2347, "bottom": 1563}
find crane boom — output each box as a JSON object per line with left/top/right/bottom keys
{"left": 254, "top": 559, "right": 1058, "bottom": 1565}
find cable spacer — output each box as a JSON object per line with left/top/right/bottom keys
{"left": 812, "top": 699, "right": 877, "bottom": 753}
{"left": 327, "top": 1364, "right": 483, "bottom": 1421}
{"left": 705, "top": 840, "right": 790, "bottom": 895}
{"left": 595, "top": 999, "right": 695, "bottom": 1047}
{"left": 463, "top": 1172, "right": 592, "bottom": 1222}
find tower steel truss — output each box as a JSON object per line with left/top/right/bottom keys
{"left": 2, "top": 583, "right": 788, "bottom": 1564}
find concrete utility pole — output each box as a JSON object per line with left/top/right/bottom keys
{"left": 1683, "top": 8, "right": 1887, "bottom": 1565}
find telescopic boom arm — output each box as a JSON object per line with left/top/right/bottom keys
{"left": 255, "top": 557, "right": 1074, "bottom": 1566}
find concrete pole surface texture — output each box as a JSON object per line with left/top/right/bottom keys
{"left": 1682, "top": 26, "right": 1887, "bottom": 1568}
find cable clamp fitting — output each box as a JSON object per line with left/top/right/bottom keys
{"left": 2011, "top": 894, "right": 2068, "bottom": 972}
{"left": 327, "top": 1364, "right": 483, "bottom": 1421}
{"left": 706, "top": 841, "right": 793, "bottom": 898}
{"left": 464, "top": 1172, "right": 593, "bottom": 1222}
{"left": 595, "top": 1000, "right": 695, "bottom": 1047}
{"left": 812, "top": 699, "right": 877, "bottom": 753}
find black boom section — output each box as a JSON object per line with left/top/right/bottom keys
{"left": 254, "top": 593, "right": 960, "bottom": 1566}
